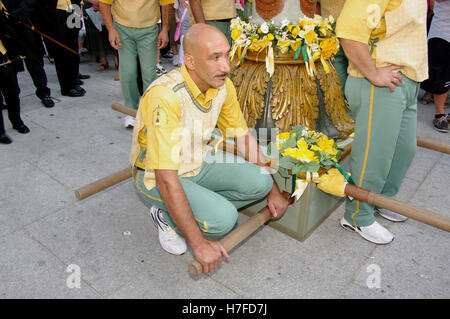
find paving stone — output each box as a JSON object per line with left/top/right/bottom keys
{"left": 0, "top": 230, "right": 99, "bottom": 298}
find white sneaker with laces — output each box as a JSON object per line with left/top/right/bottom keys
{"left": 340, "top": 217, "right": 394, "bottom": 245}
{"left": 150, "top": 206, "right": 187, "bottom": 255}
{"left": 374, "top": 208, "right": 408, "bottom": 222}
{"left": 124, "top": 115, "right": 135, "bottom": 128}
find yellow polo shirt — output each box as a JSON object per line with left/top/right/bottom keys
{"left": 320, "top": 0, "right": 345, "bottom": 20}
{"left": 200, "top": 0, "right": 236, "bottom": 21}
{"left": 138, "top": 65, "right": 248, "bottom": 170}
{"left": 336, "top": 0, "right": 428, "bottom": 82}
{"left": 99, "top": 0, "right": 175, "bottom": 28}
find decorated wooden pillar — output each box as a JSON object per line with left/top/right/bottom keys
{"left": 230, "top": 0, "right": 354, "bottom": 141}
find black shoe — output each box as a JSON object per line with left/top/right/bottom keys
{"left": 41, "top": 96, "right": 55, "bottom": 108}
{"left": 62, "top": 88, "right": 84, "bottom": 97}
{"left": 13, "top": 123, "right": 30, "bottom": 134}
{"left": 76, "top": 79, "right": 84, "bottom": 86}
{"left": 77, "top": 74, "right": 90, "bottom": 80}
{"left": 432, "top": 115, "right": 449, "bottom": 133}
{"left": 74, "top": 85, "right": 86, "bottom": 94}
{"left": 0, "top": 133, "right": 12, "bottom": 144}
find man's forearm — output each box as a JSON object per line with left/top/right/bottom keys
{"left": 235, "top": 132, "right": 280, "bottom": 192}
{"left": 99, "top": 2, "right": 114, "bottom": 32}
{"left": 235, "top": 132, "right": 269, "bottom": 167}
{"left": 190, "top": 0, "right": 206, "bottom": 23}
{"left": 339, "top": 38, "right": 377, "bottom": 81}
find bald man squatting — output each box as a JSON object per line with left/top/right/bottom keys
{"left": 129, "top": 24, "right": 291, "bottom": 274}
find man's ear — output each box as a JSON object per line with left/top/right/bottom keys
{"left": 184, "top": 53, "right": 195, "bottom": 70}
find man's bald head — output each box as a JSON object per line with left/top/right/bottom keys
{"left": 182, "top": 23, "right": 231, "bottom": 93}
{"left": 182, "top": 23, "right": 228, "bottom": 57}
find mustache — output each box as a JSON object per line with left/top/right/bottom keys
{"left": 215, "top": 73, "right": 228, "bottom": 78}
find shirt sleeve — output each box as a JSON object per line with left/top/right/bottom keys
{"left": 140, "top": 86, "right": 181, "bottom": 170}
{"left": 216, "top": 78, "right": 248, "bottom": 139}
{"left": 336, "top": 0, "right": 390, "bottom": 44}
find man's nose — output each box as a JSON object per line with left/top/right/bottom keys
{"left": 220, "top": 56, "right": 231, "bottom": 74}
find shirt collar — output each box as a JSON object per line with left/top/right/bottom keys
{"left": 180, "top": 65, "right": 219, "bottom": 105}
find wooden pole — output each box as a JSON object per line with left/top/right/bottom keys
{"left": 111, "top": 103, "right": 137, "bottom": 117}
{"left": 74, "top": 167, "right": 132, "bottom": 200}
{"left": 110, "top": 103, "right": 450, "bottom": 155}
{"left": 189, "top": 192, "right": 293, "bottom": 276}
{"left": 344, "top": 184, "right": 450, "bottom": 233}
{"left": 189, "top": 207, "right": 272, "bottom": 276}
{"left": 417, "top": 136, "right": 450, "bottom": 154}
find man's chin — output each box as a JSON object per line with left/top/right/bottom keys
{"left": 212, "top": 78, "right": 226, "bottom": 88}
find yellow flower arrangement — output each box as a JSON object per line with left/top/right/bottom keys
{"left": 274, "top": 125, "right": 340, "bottom": 178}
{"left": 272, "top": 125, "right": 343, "bottom": 200}
{"left": 229, "top": 14, "right": 339, "bottom": 77}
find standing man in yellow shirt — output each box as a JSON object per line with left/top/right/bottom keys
{"left": 334, "top": 0, "right": 428, "bottom": 244}
{"left": 190, "top": 0, "right": 236, "bottom": 45}
{"left": 99, "top": 0, "right": 174, "bottom": 128}
{"left": 130, "top": 24, "right": 290, "bottom": 274}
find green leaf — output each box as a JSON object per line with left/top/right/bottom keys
{"left": 280, "top": 134, "right": 297, "bottom": 153}
{"left": 278, "top": 167, "right": 291, "bottom": 178}
{"left": 300, "top": 162, "right": 321, "bottom": 172}
{"left": 291, "top": 165, "right": 301, "bottom": 176}
{"left": 279, "top": 157, "right": 295, "bottom": 170}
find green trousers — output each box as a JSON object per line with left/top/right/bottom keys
{"left": 205, "top": 20, "right": 232, "bottom": 46}
{"left": 331, "top": 47, "right": 349, "bottom": 97}
{"left": 344, "top": 74, "right": 419, "bottom": 227}
{"left": 134, "top": 151, "right": 273, "bottom": 238}
{"left": 114, "top": 22, "right": 158, "bottom": 110}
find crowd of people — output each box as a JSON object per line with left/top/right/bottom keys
{"left": 0, "top": 0, "right": 448, "bottom": 274}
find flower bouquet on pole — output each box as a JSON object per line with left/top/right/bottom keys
{"left": 272, "top": 125, "right": 351, "bottom": 200}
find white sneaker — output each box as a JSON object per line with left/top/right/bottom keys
{"left": 124, "top": 115, "right": 135, "bottom": 128}
{"left": 156, "top": 64, "right": 167, "bottom": 74}
{"left": 172, "top": 55, "right": 179, "bottom": 66}
{"left": 374, "top": 208, "right": 408, "bottom": 222}
{"left": 340, "top": 217, "right": 394, "bottom": 245}
{"left": 149, "top": 206, "right": 187, "bottom": 255}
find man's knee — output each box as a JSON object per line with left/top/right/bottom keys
{"left": 206, "top": 203, "right": 238, "bottom": 237}
{"left": 252, "top": 171, "right": 273, "bottom": 199}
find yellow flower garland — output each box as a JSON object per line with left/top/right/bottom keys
{"left": 230, "top": 14, "right": 339, "bottom": 78}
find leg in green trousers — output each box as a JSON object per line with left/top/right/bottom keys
{"left": 344, "top": 74, "right": 419, "bottom": 227}
{"left": 134, "top": 151, "right": 273, "bottom": 238}
{"left": 205, "top": 20, "right": 232, "bottom": 46}
{"left": 331, "top": 47, "right": 349, "bottom": 96}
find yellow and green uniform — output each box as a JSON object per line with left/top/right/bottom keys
{"left": 130, "top": 65, "right": 273, "bottom": 237}
{"left": 99, "top": 0, "right": 175, "bottom": 110}
{"left": 336, "top": 0, "right": 427, "bottom": 227}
